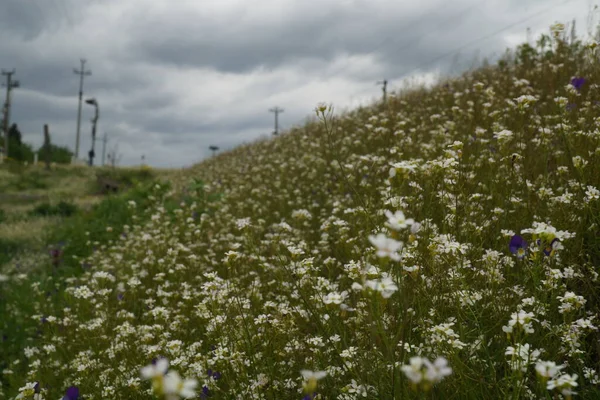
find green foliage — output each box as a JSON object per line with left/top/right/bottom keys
{"left": 94, "top": 166, "right": 156, "bottom": 187}
{"left": 37, "top": 144, "right": 73, "bottom": 164}
{"left": 0, "top": 238, "right": 21, "bottom": 265}
{"left": 28, "top": 201, "right": 78, "bottom": 218}
{"left": 45, "top": 180, "right": 169, "bottom": 274}
{"left": 0, "top": 179, "right": 170, "bottom": 394}
{"left": 0, "top": 168, "right": 48, "bottom": 191}
{"left": 6, "top": 138, "right": 34, "bottom": 163}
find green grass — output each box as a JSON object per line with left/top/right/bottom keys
{"left": 0, "top": 180, "right": 171, "bottom": 393}
{"left": 2, "top": 24, "right": 600, "bottom": 400}
{"left": 0, "top": 238, "right": 22, "bottom": 266}
{"left": 28, "top": 201, "right": 79, "bottom": 218}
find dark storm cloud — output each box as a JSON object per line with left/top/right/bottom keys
{"left": 0, "top": 0, "right": 593, "bottom": 167}
{"left": 0, "top": 0, "right": 64, "bottom": 40}
{"left": 128, "top": 0, "right": 472, "bottom": 74}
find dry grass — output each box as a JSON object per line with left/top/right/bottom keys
{"left": 0, "top": 216, "right": 61, "bottom": 247}
{"left": 0, "top": 163, "right": 173, "bottom": 270}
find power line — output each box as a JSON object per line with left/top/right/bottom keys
{"left": 73, "top": 58, "right": 91, "bottom": 161}
{"left": 404, "top": 0, "right": 580, "bottom": 77}
{"left": 390, "top": 0, "right": 490, "bottom": 58}
{"left": 339, "top": 0, "right": 582, "bottom": 113}
{"left": 326, "top": 0, "right": 481, "bottom": 80}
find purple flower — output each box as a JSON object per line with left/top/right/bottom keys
{"left": 63, "top": 386, "right": 79, "bottom": 400}
{"left": 207, "top": 369, "right": 221, "bottom": 380}
{"left": 49, "top": 248, "right": 63, "bottom": 267}
{"left": 543, "top": 238, "right": 561, "bottom": 256}
{"left": 509, "top": 235, "right": 528, "bottom": 259}
{"left": 302, "top": 393, "right": 317, "bottom": 400}
{"left": 117, "top": 292, "right": 124, "bottom": 301}
{"left": 200, "top": 386, "right": 210, "bottom": 399}
{"left": 571, "top": 77, "right": 585, "bottom": 91}
{"left": 566, "top": 103, "right": 577, "bottom": 111}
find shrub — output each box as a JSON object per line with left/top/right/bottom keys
{"left": 29, "top": 201, "right": 78, "bottom": 218}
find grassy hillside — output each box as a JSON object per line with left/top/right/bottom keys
{"left": 0, "top": 163, "right": 170, "bottom": 271}
{"left": 2, "top": 26, "right": 600, "bottom": 399}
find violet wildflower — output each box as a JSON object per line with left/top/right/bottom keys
{"left": 199, "top": 386, "right": 210, "bottom": 399}
{"left": 543, "top": 238, "right": 562, "bottom": 256}
{"left": 570, "top": 77, "right": 585, "bottom": 91}
{"left": 509, "top": 235, "right": 528, "bottom": 259}
{"left": 207, "top": 369, "right": 222, "bottom": 380}
{"left": 63, "top": 386, "right": 79, "bottom": 400}
{"left": 50, "top": 248, "right": 63, "bottom": 267}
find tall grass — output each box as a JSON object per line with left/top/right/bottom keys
{"left": 1, "top": 24, "right": 600, "bottom": 399}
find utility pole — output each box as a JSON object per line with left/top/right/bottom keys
{"left": 85, "top": 98, "right": 99, "bottom": 166}
{"left": 101, "top": 132, "right": 108, "bottom": 166}
{"left": 269, "top": 106, "right": 284, "bottom": 135}
{"left": 377, "top": 79, "right": 388, "bottom": 104}
{"left": 2, "top": 69, "right": 19, "bottom": 159}
{"left": 73, "top": 59, "right": 91, "bottom": 161}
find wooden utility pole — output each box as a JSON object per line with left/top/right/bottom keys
{"left": 269, "top": 106, "right": 284, "bottom": 135}
{"left": 43, "top": 124, "right": 51, "bottom": 170}
{"left": 377, "top": 79, "right": 388, "bottom": 104}
{"left": 73, "top": 59, "right": 91, "bottom": 161}
{"left": 2, "top": 69, "right": 19, "bottom": 159}
{"left": 101, "top": 132, "right": 108, "bottom": 166}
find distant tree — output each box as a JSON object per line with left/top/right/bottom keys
{"left": 9, "top": 139, "right": 34, "bottom": 163}
{"left": 8, "top": 124, "right": 22, "bottom": 145}
{"left": 0, "top": 123, "right": 32, "bottom": 162}
{"left": 38, "top": 144, "right": 73, "bottom": 164}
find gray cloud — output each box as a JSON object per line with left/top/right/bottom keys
{"left": 0, "top": 0, "right": 594, "bottom": 167}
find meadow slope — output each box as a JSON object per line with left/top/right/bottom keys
{"left": 1, "top": 27, "right": 600, "bottom": 399}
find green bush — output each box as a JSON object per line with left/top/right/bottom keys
{"left": 37, "top": 144, "right": 73, "bottom": 164}
{"left": 29, "top": 201, "right": 78, "bottom": 218}
{"left": 95, "top": 167, "right": 155, "bottom": 187}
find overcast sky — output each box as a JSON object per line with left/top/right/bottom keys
{"left": 0, "top": 0, "right": 598, "bottom": 168}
